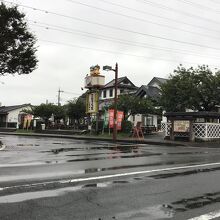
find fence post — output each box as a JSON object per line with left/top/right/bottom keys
{"left": 205, "top": 123, "right": 208, "bottom": 138}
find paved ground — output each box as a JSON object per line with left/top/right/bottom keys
{"left": 0, "top": 134, "right": 220, "bottom": 219}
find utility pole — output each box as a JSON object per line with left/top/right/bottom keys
{"left": 58, "top": 88, "right": 64, "bottom": 106}
{"left": 113, "top": 63, "right": 118, "bottom": 142}
{"left": 103, "top": 63, "right": 118, "bottom": 142}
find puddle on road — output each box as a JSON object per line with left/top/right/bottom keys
{"left": 81, "top": 161, "right": 187, "bottom": 176}
{"left": 82, "top": 182, "right": 112, "bottom": 188}
{"left": 149, "top": 166, "right": 220, "bottom": 179}
{"left": 167, "top": 151, "right": 209, "bottom": 155}
{"left": 0, "top": 181, "right": 114, "bottom": 203}
{"left": 163, "top": 191, "right": 220, "bottom": 213}
{"left": 17, "top": 144, "right": 40, "bottom": 147}
{"left": 112, "top": 180, "right": 130, "bottom": 184}
{"left": 47, "top": 144, "right": 145, "bottom": 155}
{"left": 0, "top": 186, "right": 83, "bottom": 203}
{"left": 66, "top": 153, "right": 162, "bottom": 163}
{"left": 113, "top": 205, "right": 174, "bottom": 219}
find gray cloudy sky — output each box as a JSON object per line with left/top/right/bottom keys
{"left": 1, "top": 0, "right": 220, "bottom": 105}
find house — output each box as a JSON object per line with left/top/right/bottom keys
{"left": 98, "top": 76, "right": 168, "bottom": 130}
{"left": 131, "top": 77, "right": 168, "bottom": 128}
{"left": 135, "top": 77, "right": 167, "bottom": 99}
{"left": 0, "top": 104, "right": 32, "bottom": 128}
{"left": 99, "top": 76, "right": 138, "bottom": 110}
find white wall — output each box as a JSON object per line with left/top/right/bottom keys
{"left": 128, "top": 114, "right": 158, "bottom": 127}
{"left": 8, "top": 109, "right": 22, "bottom": 123}
{"left": 7, "top": 106, "right": 32, "bottom": 123}
{"left": 100, "top": 88, "right": 121, "bottom": 100}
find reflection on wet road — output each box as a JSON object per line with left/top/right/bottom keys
{"left": 0, "top": 135, "right": 220, "bottom": 183}
{"left": 0, "top": 135, "right": 220, "bottom": 220}
{"left": 0, "top": 135, "right": 219, "bottom": 169}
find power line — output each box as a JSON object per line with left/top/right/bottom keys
{"left": 63, "top": 91, "right": 81, "bottom": 95}
{"left": 210, "top": 0, "right": 220, "bottom": 4}
{"left": 4, "top": 0, "right": 220, "bottom": 51}
{"left": 38, "top": 39, "right": 220, "bottom": 68}
{"left": 30, "top": 21, "right": 220, "bottom": 60}
{"left": 178, "top": 0, "right": 220, "bottom": 14}
{"left": 136, "top": 0, "right": 220, "bottom": 26}
{"left": 85, "top": 0, "right": 220, "bottom": 34}
{"left": 66, "top": 0, "right": 220, "bottom": 39}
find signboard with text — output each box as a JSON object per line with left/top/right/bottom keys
{"left": 108, "top": 109, "right": 124, "bottom": 130}
{"left": 109, "top": 109, "right": 114, "bottom": 129}
{"left": 117, "top": 111, "right": 124, "bottom": 130}
{"left": 174, "top": 120, "right": 190, "bottom": 132}
{"left": 86, "top": 92, "right": 98, "bottom": 113}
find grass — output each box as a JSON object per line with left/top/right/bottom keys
{"left": 14, "top": 129, "right": 131, "bottom": 139}
{"left": 15, "top": 129, "right": 35, "bottom": 134}
{"left": 85, "top": 132, "right": 131, "bottom": 139}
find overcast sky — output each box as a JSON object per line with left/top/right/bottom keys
{"left": 1, "top": 0, "right": 220, "bottom": 106}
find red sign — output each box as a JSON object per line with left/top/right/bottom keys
{"left": 108, "top": 109, "right": 124, "bottom": 130}
{"left": 108, "top": 109, "right": 114, "bottom": 129}
{"left": 117, "top": 111, "right": 124, "bottom": 130}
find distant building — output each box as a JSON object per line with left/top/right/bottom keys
{"left": 131, "top": 77, "right": 168, "bottom": 128}
{"left": 98, "top": 76, "right": 168, "bottom": 130}
{"left": 135, "top": 77, "right": 167, "bottom": 99}
{"left": 0, "top": 104, "right": 32, "bottom": 128}
{"left": 99, "top": 76, "right": 138, "bottom": 110}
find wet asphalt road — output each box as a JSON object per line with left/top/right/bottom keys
{"left": 0, "top": 135, "right": 220, "bottom": 220}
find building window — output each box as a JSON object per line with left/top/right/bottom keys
{"left": 120, "top": 89, "right": 124, "bottom": 94}
{"left": 109, "top": 89, "right": 113, "bottom": 97}
{"left": 103, "top": 90, "right": 106, "bottom": 98}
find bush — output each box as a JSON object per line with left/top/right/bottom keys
{"left": 121, "top": 120, "right": 132, "bottom": 133}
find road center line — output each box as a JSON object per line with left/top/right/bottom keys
{"left": 2, "top": 162, "right": 220, "bottom": 190}
{"left": 188, "top": 210, "right": 220, "bottom": 220}
{"left": 69, "top": 162, "right": 220, "bottom": 183}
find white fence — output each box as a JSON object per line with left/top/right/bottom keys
{"left": 161, "top": 122, "right": 171, "bottom": 137}
{"left": 193, "top": 123, "right": 220, "bottom": 139}
{"left": 161, "top": 122, "right": 220, "bottom": 140}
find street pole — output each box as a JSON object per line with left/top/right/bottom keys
{"left": 113, "top": 63, "right": 118, "bottom": 142}
{"left": 58, "top": 88, "right": 64, "bottom": 106}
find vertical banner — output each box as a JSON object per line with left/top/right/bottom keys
{"left": 117, "top": 111, "right": 124, "bottom": 131}
{"left": 23, "top": 114, "right": 32, "bottom": 129}
{"left": 108, "top": 109, "right": 114, "bottom": 129}
{"left": 103, "top": 109, "right": 109, "bottom": 128}
{"left": 108, "top": 109, "right": 124, "bottom": 130}
{"left": 86, "top": 92, "right": 98, "bottom": 114}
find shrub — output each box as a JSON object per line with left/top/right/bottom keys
{"left": 122, "top": 120, "right": 132, "bottom": 133}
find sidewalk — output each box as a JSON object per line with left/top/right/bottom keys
{"left": 0, "top": 131, "right": 219, "bottom": 148}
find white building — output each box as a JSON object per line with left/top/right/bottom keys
{"left": 133, "top": 77, "right": 167, "bottom": 129}
{"left": 99, "top": 76, "right": 138, "bottom": 110}
{"left": 0, "top": 104, "right": 32, "bottom": 128}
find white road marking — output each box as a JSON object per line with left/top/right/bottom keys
{"left": 70, "top": 162, "right": 220, "bottom": 183}
{"left": 1, "top": 162, "right": 220, "bottom": 190}
{"left": 188, "top": 210, "right": 220, "bottom": 220}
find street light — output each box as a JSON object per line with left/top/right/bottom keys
{"left": 103, "top": 63, "right": 118, "bottom": 142}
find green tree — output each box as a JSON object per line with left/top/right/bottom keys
{"left": 0, "top": 2, "right": 37, "bottom": 75}
{"left": 66, "top": 98, "right": 86, "bottom": 125}
{"left": 116, "top": 94, "right": 154, "bottom": 120}
{"left": 28, "top": 104, "right": 65, "bottom": 124}
{"left": 160, "top": 65, "right": 220, "bottom": 112}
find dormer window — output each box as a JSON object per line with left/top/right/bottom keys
{"left": 109, "top": 89, "right": 113, "bottom": 97}
{"left": 103, "top": 90, "right": 106, "bottom": 98}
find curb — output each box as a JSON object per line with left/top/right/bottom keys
{"left": 0, "top": 132, "right": 184, "bottom": 147}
